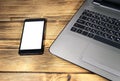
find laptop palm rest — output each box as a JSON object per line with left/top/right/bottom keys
{"left": 82, "top": 43, "right": 120, "bottom": 77}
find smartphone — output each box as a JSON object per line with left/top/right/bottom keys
{"left": 19, "top": 18, "right": 46, "bottom": 55}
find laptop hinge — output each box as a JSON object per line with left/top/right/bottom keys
{"left": 93, "top": 0, "right": 120, "bottom": 10}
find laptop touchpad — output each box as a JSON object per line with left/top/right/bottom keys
{"left": 82, "top": 43, "right": 120, "bottom": 76}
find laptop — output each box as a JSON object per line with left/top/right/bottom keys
{"left": 50, "top": 0, "right": 120, "bottom": 81}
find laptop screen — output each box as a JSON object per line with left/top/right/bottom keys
{"left": 93, "top": 0, "right": 120, "bottom": 10}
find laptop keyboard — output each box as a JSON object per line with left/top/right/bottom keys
{"left": 71, "top": 9, "right": 120, "bottom": 49}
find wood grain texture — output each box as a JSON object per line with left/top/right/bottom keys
{"left": 0, "top": 49, "right": 88, "bottom": 72}
{"left": 0, "top": 21, "right": 65, "bottom": 40}
{"left": 0, "top": 0, "right": 83, "bottom": 20}
{"left": 0, "top": 0, "right": 108, "bottom": 81}
{"left": 0, "top": 73, "right": 108, "bottom": 81}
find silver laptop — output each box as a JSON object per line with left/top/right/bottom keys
{"left": 50, "top": 0, "right": 120, "bottom": 81}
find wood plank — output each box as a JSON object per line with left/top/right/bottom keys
{"left": 0, "top": 21, "right": 65, "bottom": 40}
{"left": 0, "top": 49, "right": 88, "bottom": 72}
{"left": 0, "top": 0, "right": 83, "bottom": 6}
{"left": 0, "top": 6, "right": 77, "bottom": 14}
{"left": 0, "top": 0, "right": 84, "bottom": 19}
{"left": 0, "top": 15, "right": 74, "bottom": 22}
{"left": 70, "top": 74, "right": 109, "bottom": 81}
{"left": 0, "top": 73, "right": 108, "bottom": 81}
{"left": 0, "top": 40, "right": 53, "bottom": 49}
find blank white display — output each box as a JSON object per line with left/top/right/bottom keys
{"left": 20, "top": 21, "right": 44, "bottom": 50}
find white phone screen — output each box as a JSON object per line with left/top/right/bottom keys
{"left": 20, "top": 21, "right": 44, "bottom": 50}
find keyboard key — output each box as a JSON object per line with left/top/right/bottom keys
{"left": 80, "top": 15, "right": 87, "bottom": 20}
{"left": 74, "top": 23, "right": 85, "bottom": 29}
{"left": 106, "top": 34, "right": 114, "bottom": 40}
{"left": 91, "top": 29, "right": 97, "bottom": 34}
{"left": 71, "top": 27, "right": 77, "bottom": 32}
{"left": 85, "top": 27, "right": 91, "bottom": 31}
{"left": 85, "top": 22, "right": 92, "bottom": 27}
{"left": 114, "top": 32, "right": 120, "bottom": 37}
{"left": 77, "top": 29, "right": 82, "bottom": 33}
{"left": 113, "top": 26, "right": 119, "bottom": 32}
{"left": 82, "top": 31, "right": 88, "bottom": 36}
{"left": 115, "top": 21, "right": 120, "bottom": 26}
{"left": 74, "top": 23, "right": 81, "bottom": 27}
{"left": 77, "top": 19, "right": 86, "bottom": 24}
{"left": 100, "top": 32, "right": 106, "bottom": 38}
{"left": 91, "top": 24, "right": 97, "bottom": 29}
{"left": 115, "top": 38, "right": 120, "bottom": 43}
{"left": 88, "top": 33, "right": 94, "bottom": 38}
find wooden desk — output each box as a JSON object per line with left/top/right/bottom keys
{"left": 0, "top": 0, "right": 109, "bottom": 81}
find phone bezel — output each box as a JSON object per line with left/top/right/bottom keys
{"left": 19, "top": 18, "right": 46, "bottom": 55}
